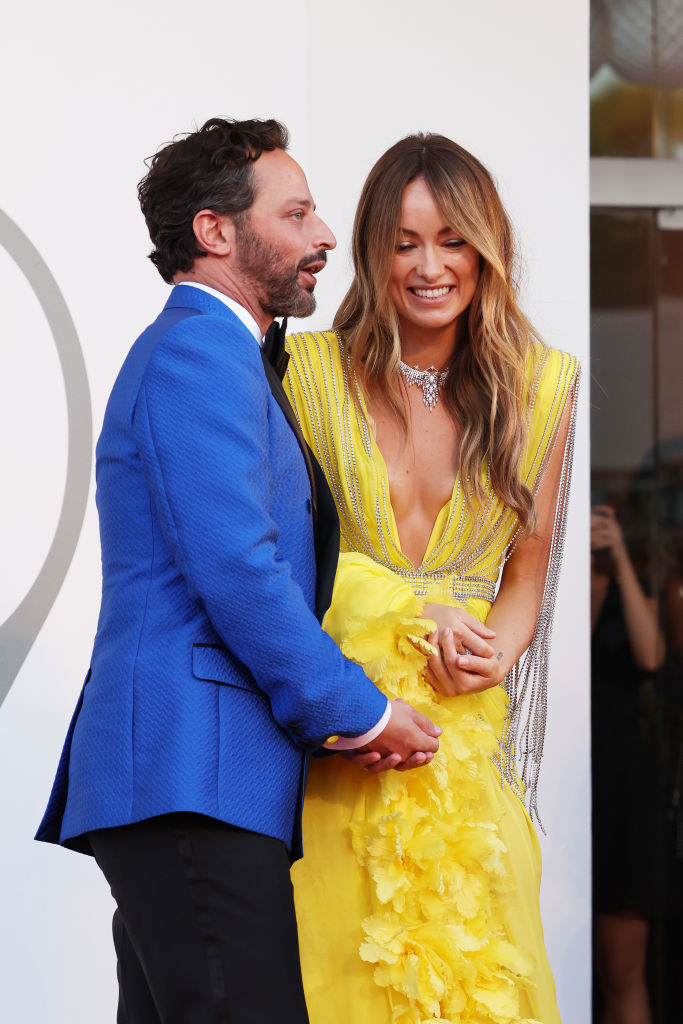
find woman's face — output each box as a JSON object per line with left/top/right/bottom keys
{"left": 388, "top": 177, "right": 480, "bottom": 336}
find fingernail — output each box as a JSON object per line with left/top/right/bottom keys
{"left": 434, "top": 726, "right": 442, "bottom": 735}
{"left": 444, "top": 628, "right": 452, "bottom": 638}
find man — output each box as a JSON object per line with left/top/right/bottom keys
{"left": 36, "top": 118, "right": 440, "bottom": 1023}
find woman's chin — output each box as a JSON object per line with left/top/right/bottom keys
{"left": 399, "top": 308, "right": 463, "bottom": 333}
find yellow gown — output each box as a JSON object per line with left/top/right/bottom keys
{"left": 284, "top": 331, "right": 580, "bottom": 1024}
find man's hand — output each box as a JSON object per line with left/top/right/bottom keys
{"left": 343, "top": 699, "right": 441, "bottom": 773}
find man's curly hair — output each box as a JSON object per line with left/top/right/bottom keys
{"left": 138, "top": 117, "right": 289, "bottom": 283}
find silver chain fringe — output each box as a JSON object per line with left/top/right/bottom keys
{"left": 495, "top": 368, "right": 581, "bottom": 830}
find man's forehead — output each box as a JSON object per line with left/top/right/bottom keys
{"left": 252, "top": 148, "right": 311, "bottom": 202}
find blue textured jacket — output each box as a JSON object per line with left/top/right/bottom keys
{"left": 36, "top": 286, "right": 386, "bottom": 859}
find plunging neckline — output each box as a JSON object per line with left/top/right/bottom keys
{"left": 354, "top": 382, "right": 461, "bottom": 571}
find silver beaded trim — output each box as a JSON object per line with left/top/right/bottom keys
{"left": 495, "top": 364, "right": 581, "bottom": 828}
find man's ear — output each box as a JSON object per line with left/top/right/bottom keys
{"left": 192, "top": 210, "right": 236, "bottom": 256}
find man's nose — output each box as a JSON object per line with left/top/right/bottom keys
{"left": 312, "top": 215, "right": 336, "bottom": 252}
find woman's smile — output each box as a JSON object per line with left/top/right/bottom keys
{"left": 407, "top": 284, "right": 455, "bottom": 302}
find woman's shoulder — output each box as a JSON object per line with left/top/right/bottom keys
{"left": 526, "top": 341, "right": 581, "bottom": 412}
{"left": 285, "top": 328, "right": 345, "bottom": 377}
{"left": 522, "top": 342, "right": 580, "bottom": 467}
{"left": 283, "top": 329, "right": 349, "bottom": 422}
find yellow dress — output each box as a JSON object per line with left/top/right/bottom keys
{"left": 284, "top": 331, "right": 580, "bottom": 1024}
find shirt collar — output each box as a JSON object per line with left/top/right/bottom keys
{"left": 175, "top": 282, "right": 263, "bottom": 345}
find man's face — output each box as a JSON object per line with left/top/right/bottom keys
{"left": 233, "top": 149, "right": 336, "bottom": 318}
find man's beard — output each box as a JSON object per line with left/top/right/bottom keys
{"left": 234, "top": 215, "right": 326, "bottom": 318}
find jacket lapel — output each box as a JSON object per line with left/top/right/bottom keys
{"left": 260, "top": 352, "right": 317, "bottom": 516}
{"left": 260, "top": 351, "right": 340, "bottom": 621}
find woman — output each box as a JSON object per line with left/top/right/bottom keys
{"left": 285, "top": 133, "right": 580, "bottom": 1023}
{"left": 591, "top": 503, "right": 665, "bottom": 1023}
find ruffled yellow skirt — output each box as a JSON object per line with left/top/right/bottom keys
{"left": 292, "top": 554, "right": 560, "bottom": 1024}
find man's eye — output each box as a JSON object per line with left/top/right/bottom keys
{"left": 292, "top": 211, "right": 304, "bottom": 221}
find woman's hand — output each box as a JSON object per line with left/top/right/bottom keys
{"left": 421, "top": 605, "right": 500, "bottom": 697}
{"left": 422, "top": 603, "right": 496, "bottom": 653}
{"left": 424, "top": 626, "right": 504, "bottom": 696}
{"left": 592, "top": 506, "right": 665, "bottom": 671}
{"left": 591, "top": 505, "right": 627, "bottom": 561}
{"left": 342, "top": 748, "right": 434, "bottom": 773}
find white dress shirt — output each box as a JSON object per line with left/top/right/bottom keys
{"left": 175, "top": 282, "right": 262, "bottom": 343}
{"left": 174, "top": 282, "right": 391, "bottom": 749}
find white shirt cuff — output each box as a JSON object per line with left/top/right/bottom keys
{"left": 323, "top": 700, "right": 392, "bottom": 750}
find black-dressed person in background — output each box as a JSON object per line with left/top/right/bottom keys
{"left": 591, "top": 500, "right": 667, "bottom": 1024}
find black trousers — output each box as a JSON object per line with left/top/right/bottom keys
{"left": 88, "top": 813, "right": 310, "bottom": 1024}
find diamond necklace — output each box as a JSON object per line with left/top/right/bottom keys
{"left": 398, "top": 360, "right": 449, "bottom": 412}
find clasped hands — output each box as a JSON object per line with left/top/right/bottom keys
{"left": 421, "top": 602, "right": 502, "bottom": 698}
{"left": 345, "top": 604, "right": 500, "bottom": 775}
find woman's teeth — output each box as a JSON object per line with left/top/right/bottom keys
{"left": 412, "top": 286, "right": 451, "bottom": 298}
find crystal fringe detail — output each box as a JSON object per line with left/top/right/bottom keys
{"left": 496, "top": 366, "right": 581, "bottom": 828}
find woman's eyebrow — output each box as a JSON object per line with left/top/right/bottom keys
{"left": 398, "top": 225, "right": 454, "bottom": 236}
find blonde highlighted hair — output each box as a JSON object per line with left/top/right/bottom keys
{"left": 333, "top": 133, "right": 542, "bottom": 532}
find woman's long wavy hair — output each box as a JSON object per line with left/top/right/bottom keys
{"left": 333, "top": 133, "right": 542, "bottom": 533}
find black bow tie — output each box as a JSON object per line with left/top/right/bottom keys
{"left": 262, "top": 317, "right": 289, "bottom": 381}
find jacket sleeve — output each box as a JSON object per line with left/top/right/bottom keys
{"left": 131, "top": 314, "right": 388, "bottom": 748}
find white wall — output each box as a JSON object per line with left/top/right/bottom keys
{"left": 0, "top": 2, "right": 590, "bottom": 1020}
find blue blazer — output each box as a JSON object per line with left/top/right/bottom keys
{"left": 36, "top": 286, "right": 386, "bottom": 860}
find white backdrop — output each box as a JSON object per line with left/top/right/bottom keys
{"left": 0, "top": 2, "right": 590, "bottom": 1021}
